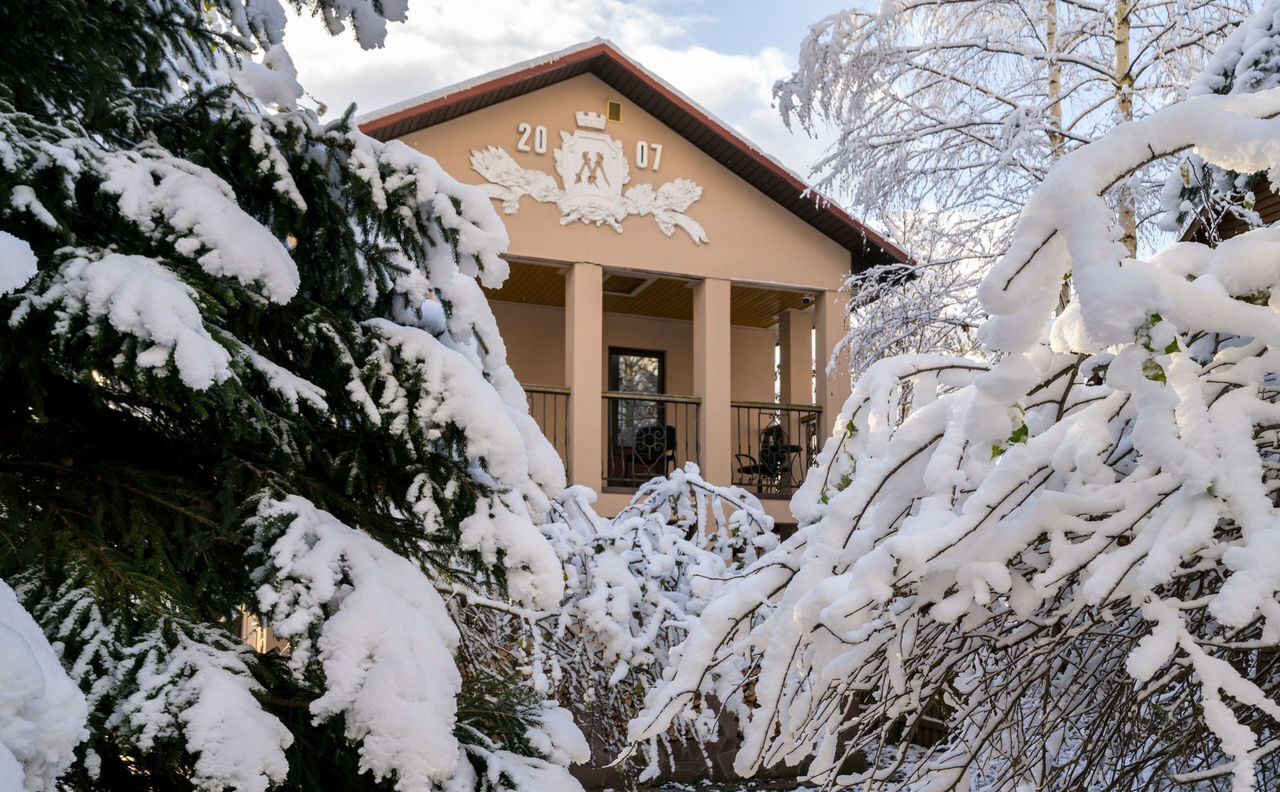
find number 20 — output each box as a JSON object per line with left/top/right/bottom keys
{"left": 516, "top": 122, "right": 548, "bottom": 154}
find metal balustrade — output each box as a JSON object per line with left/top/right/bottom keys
{"left": 523, "top": 387, "right": 821, "bottom": 496}
{"left": 602, "top": 391, "right": 700, "bottom": 489}
{"left": 523, "top": 385, "right": 570, "bottom": 469}
{"left": 730, "top": 401, "right": 822, "bottom": 498}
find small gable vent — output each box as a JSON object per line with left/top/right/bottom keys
{"left": 606, "top": 100, "right": 623, "bottom": 123}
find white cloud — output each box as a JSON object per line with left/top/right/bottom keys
{"left": 281, "top": 0, "right": 831, "bottom": 179}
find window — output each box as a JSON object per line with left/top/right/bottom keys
{"left": 606, "top": 348, "right": 668, "bottom": 486}
{"left": 609, "top": 348, "right": 664, "bottom": 447}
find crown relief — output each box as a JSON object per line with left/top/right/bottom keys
{"left": 575, "top": 111, "right": 607, "bottom": 130}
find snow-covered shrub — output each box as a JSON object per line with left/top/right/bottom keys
{"left": 836, "top": 258, "right": 984, "bottom": 381}
{"left": 553, "top": 466, "right": 776, "bottom": 781}
{"left": 0, "top": 1, "right": 579, "bottom": 789}
{"left": 454, "top": 465, "right": 775, "bottom": 785}
{"left": 631, "top": 17, "right": 1280, "bottom": 790}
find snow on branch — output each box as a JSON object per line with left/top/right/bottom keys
{"left": 251, "top": 494, "right": 465, "bottom": 788}
{"left": 96, "top": 148, "right": 300, "bottom": 304}
{"left": 0, "top": 579, "right": 86, "bottom": 792}
{"left": 778, "top": 0, "right": 1251, "bottom": 375}
{"left": 983, "top": 89, "right": 1280, "bottom": 352}
{"left": 776, "top": 0, "right": 1249, "bottom": 258}
{"left": 225, "top": 1, "right": 408, "bottom": 52}
{"left": 16, "top": 252, "right": 235, "bottom": 390}
{"left": 17, "top": 579, "right": 292, "bottom": 792}
{"left": 534, "top": 466, "right": 776, "bottom": 781}
{"left": 631, "top": 49, "right": 1280, "bottom": 792}
{"left": 1160, "top": 2, "right": 1280, "bottom": 239}
{"left": 364, "top": 317, "right": 564, "bottom": 552}
{"left": 110, "top": 627, "right": 293, "bottom": 792}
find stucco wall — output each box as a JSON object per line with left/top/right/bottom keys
{"left": 491, "top": 301, "right": 566, "bottom": 387}
{"left": 397, "top": 73, "right": 851, "bottom": 291}
{"left": 730, "top": 325, "right": 777, "bottom": 403}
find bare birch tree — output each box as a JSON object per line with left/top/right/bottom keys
{"left": 778, "top": 0, "right": 1251, "bottom": 376}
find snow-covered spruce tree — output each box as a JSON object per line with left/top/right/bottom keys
{"left": 777, "top": 0, "right": 1250, "bottom": 377}
{"left": 0, "top": 2, "right": 584, "bottom": 790}
{"left": 630, "top": 22, "right": 1280, "bottom": 792}
{"left": 0, "top": 578, "right": 87, "bottom": 790}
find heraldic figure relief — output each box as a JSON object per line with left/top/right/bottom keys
{"left": 470, "top": 111, "right": 709, "bottom": 244}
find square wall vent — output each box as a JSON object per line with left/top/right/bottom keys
{"left": 606, "top": 100, "right": 623, "bottom": 124}
{"left": 602, "top": 272, "right": 653, "bottom": 297}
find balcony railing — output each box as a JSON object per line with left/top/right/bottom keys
{"left": 524, "top": 385, "right": 570, "bottom": 468}
{"left": 731, "top": 401, "right": 821, "bottom": 498}
{"left": 603, "top": 391, "right": 700, "bottom": 489}
{"left": 523, "top": 387, "right": 821, "bottom": 496}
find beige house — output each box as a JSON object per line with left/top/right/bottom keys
{"left": 361, "top": 40, "right": 907, "bottom": 521}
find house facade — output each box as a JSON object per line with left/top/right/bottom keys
{"left": 360, "top": 40, "right": 907, "bottom": 520}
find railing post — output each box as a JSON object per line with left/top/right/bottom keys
{"left": 694, "top": 277, "right": 731, "bottom": 484}
{"left": 565, "top": 261, "right": 602, "bottom": 489}
{"left": 815, "top": 288, "right": 851, "bottom": 439}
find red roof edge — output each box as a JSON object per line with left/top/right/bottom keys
{"left": 359, "top": 41, "right": 911, "bottom": 267}
{"left": 361, "top": 42, "right": 614, "bottom": 140}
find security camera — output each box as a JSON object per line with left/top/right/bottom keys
{"left": 801, "top": 293, "right": 815, "bottom": 306}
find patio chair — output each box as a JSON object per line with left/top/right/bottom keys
{"left": 735, "top": 423, "right": 802, "bottom": 494}
{"left": 631, "top": 423, "right": 677, "bottom": 480}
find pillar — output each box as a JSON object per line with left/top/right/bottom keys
{"left": 777, "top": 307, "right": 813, "bottom": 405}
{"left": 565, "top": 261, "right": 602, "bottom": 489}
{"left": 694, "top": 277, "right": 732, "bottom": 484}
{"left": 815, "top": 289, "right": 851, "bottom": 438}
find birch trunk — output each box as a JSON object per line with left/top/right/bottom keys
{"left": 1049, "top": 0, "right": 1073, "bottom": 312}
{"left": 1046, "top": 0, "right": 1064, "bottom": 157}
{"left": 1115, "top": 0, "right": 1137, "bottom": 254}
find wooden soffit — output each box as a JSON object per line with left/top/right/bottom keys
{"left": 484, "top": 261, "right": 813, "bottom": 328}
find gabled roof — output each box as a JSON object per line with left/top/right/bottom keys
{"left": 358, "top": 39, "right": 909, "bottom": 268}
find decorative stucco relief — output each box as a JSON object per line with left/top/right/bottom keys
{"left": 470, "top": 112, "right": 709, "bottom": 244}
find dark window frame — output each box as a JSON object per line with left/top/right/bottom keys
{"left": 608, "top": 346, "right": 666, "bottom": 394}
{"left": 606, "top": 347, "right": 671, "bottom": 486}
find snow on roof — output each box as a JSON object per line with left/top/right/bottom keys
{"left": 357, "top": 38, "right": 611, "bottom": 126}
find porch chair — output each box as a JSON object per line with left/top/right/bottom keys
{"left": 631, "top": 423, "right": 677, "bottom": 481}
{"left": 735, "top": 423, "right": 802, "bottom": 494}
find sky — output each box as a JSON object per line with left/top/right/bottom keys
{"left": 282, "top": 0, "right": 851, "bottom": 180}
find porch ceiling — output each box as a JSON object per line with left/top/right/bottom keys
{"left": 482, "top": 260, "right": 814, "bottom": 328}
{"left": 729, "top": 285, "right": 814, "bottom": 328}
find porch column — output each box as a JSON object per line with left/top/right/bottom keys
{"left": 565, "top": 261, "right": 602, "bottom": 489}
{"left": 694, "top": 277, "right": 732, "bottom": 484}
{"left": 815, "top": 289, "right": 851, "bottom": 439}
{"left": 777, "top": 307, "right": 813, "bottom": 405}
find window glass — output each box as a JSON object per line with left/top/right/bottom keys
{"left": 609, "top": 349, "right": 663, "bottom": 447}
